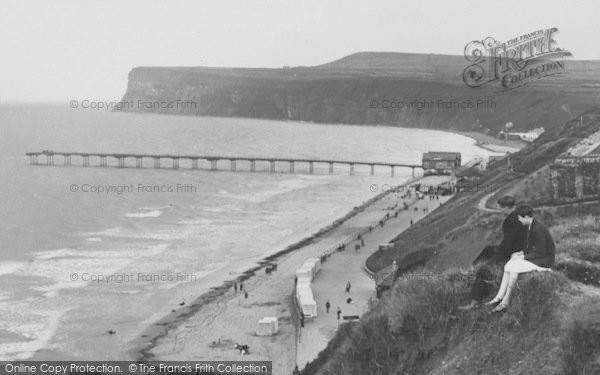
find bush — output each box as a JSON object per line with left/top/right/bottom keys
{"left": 561, "top": 297, "right": 600, "bottom": 375}
{"left": 555, "top": 260, "right": 600, "bottom": 287}
{"left": 574, "top": 244, "right": 600, "bottom": 263}
{"left": 506, "top": 271, "right": 567, "bottom": 330}
{"left": 388, "top": 271, "right": 468, "bottom": 344}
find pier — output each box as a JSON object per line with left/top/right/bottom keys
{"left": 25, "top": 150, "right": 422, "bottom": 177}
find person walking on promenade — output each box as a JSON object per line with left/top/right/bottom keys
{"left": 459, "top": 196, "right": 527, "bottom": 310}
{"left": 336, "top": 307, "right": 341, "bottom": 320}
{"left": 244, "top": 290, "right": 248, "bottom": 299}
{"left": 345, "top": 281, "right": 351, "bottom": 293}
{"left": 486, "top": 204, "right": 555, "bottom": 313}
{"left": 325, "top": 300, "right": 331, "bottom": 313}
{"left": 240, "top": 283, "right": 244, "bottom": 291}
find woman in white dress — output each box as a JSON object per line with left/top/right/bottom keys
{"left": 486, "top": 205, "right": 555, "bottom": 312}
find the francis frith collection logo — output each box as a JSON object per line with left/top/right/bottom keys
{"left": 463, "top": 28, "right": 572, "bottom": 90}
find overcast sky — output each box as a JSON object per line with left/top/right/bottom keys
{"left": 2, "top": 0, "right": 599, "bottom": 102}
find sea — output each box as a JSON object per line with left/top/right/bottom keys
{"left": 0, "top": 105, "right": 497, "bottom": 359}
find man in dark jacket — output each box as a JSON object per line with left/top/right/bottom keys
{"left": 472, "top": 196, "right": 527, "bottom": 265}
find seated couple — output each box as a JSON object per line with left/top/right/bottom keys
{"left": 460, "top": 199, "right": 556, "bottom": 313}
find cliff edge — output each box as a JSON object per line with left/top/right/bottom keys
{"left": 117, "top": 52, "right": 600, "bottom": 133}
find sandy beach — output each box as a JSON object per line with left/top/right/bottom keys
{"left": 454, "top": 131, "right": 525, "bottom": 153}
{"left": 136, "top": 175, "right": 451, "bottom": 374}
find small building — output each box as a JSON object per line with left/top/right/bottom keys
{"left": 256, "top": 317, "right": 279, "bottom": 336}
{"left": 422, "top": 152, "right": 461, "bottom": 173}
{"left": 551, "top": 141, "right": 600, "bottom": 199}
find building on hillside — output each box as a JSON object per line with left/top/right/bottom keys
{"left": 550, "top": 131, "right": 600, "bottom": 199}
{"left": 422, "top": 152, "right": 461, "bottom": 174}
{"left": 500, "top": 127, "right": 545, "bottom": 142}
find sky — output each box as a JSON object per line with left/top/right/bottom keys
{"left": 1, "top": 0, "right": 599, "bottom": 102}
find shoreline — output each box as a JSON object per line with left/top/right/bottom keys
{"left": 453, "top": 130, "right": 526, "bottom": 153}
{"left": 130, "top": 128, "right": 507, "bottom": 365}
{"left": 132, "top": 175, "right": 424, "bottom": 361}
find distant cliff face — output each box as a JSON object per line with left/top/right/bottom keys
{"left": 117, "top": 52, "right": 600, "bottom": 133}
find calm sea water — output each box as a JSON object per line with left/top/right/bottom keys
{"left": 0, "top": 105, "right": 496, "bottom": 359}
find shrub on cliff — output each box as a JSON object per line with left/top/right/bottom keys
{"left": 302, "top": 270, "right": 574, "bottom": 375}
{"left": 561, "top": 297, "right": 600, "bottom": 375}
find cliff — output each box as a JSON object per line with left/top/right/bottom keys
{"left": 117, "top": 52, "right": 600, "bottom": 133}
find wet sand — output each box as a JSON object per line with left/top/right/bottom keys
{"left": 134, "top": 176, "right": 451, "bottom": 374}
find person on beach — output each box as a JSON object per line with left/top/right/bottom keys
{"left": 459, "top": 196, "right": 527, "bottom": 310}
{"left": 336, "top": 307, "right": 341, "bottom": 320}
{"left": 244, "top": 290, "right": 248, "bottom": 299}
{"left": 325, "top": 300, "right": 331, "bottom": 313}
{"left": 345, "top": 281, "right": 351, "bottom": 293}
{"left": 234, "top": 282, "right": 238, "bottom": 293}
{"left": 486, "top": 204, "right": 555, "bottom": 313}
{"left": 240, "top": 283, "right": 244, "bottom": 291}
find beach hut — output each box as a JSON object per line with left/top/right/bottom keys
{"left": 296, "top": 276, "right": 311, "bottom": 288}
{"left": 295, "top": 265, "right": 313, "bottom": 280}
{"left": 296, "top": 285, "right": 313, "bottom": 300}
{"left": 305, "top": 257, "right": 321, "bottom": 274}
{"left": 256, "top": 317, "right": 279, "bottom": 336}
{"left": 298, "top": 295, "right": 318, "bottom": 318}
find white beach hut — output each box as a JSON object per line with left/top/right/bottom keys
{"left": 305, "top": 257, "right": 321, "bottom": 274}
{"left": 296, "top": 285, "right": 313, "bottom": 300}
{"left": 298, "top": 295, "right": 318, "bottom": 318}
{"left": 296, "top": 276, "right": 311, "bottom": 288}
{"left": 295, "top": 265, "right": 313, "bottom": 280}
{"left": 256, "top": 317, "right": 279, "bottom": 336}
